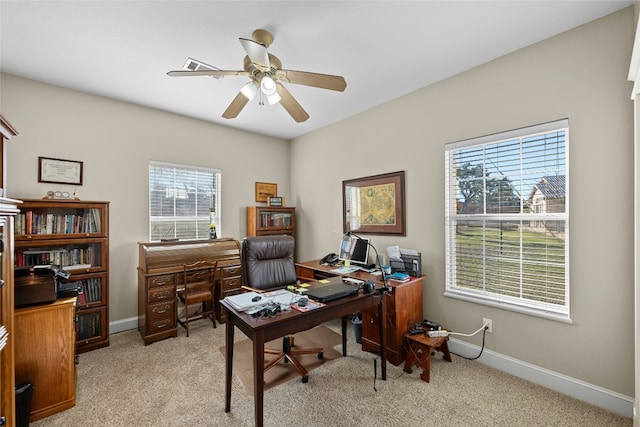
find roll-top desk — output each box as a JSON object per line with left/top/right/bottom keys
{"left": 137, "top": 238, "right": 243, "bottom": 345}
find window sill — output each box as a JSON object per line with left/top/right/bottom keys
{"left": 443, "top": 289, "right": 573, "bottom": 324}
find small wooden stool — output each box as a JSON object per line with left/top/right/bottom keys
{"left": 403, "top": 331, "right": 452, "bottom": 383}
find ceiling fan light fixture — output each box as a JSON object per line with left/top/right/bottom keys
{"left": 260, "top": 75, "right": 277, "bottom": 95}
{"left": 240, "top": 81, "right": 257, "bottom": 100}
{"left": 266, "top": 91, "right": 281, "bottom": 105}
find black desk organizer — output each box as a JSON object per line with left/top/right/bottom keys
{"left": 390, "top": 253, "right": 422, "bottom": 277}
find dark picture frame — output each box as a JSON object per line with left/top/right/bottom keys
{"left": 343, "top": 170, "right": 405, "bottom": 235}
{"left": 38, "top": 156, "right": 84, "bottom": 185}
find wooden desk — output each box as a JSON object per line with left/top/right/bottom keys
{"left": 137, "top": 238, "right": 243, "bottom": 345}
{"left": 221, "top": 276, "right": 385, "bottom": 427}
{"left": 296, "top": 259, "right": 424, "bottom": 365}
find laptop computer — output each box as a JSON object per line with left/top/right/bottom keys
{"left": 305, "top": 282, "right": 359, "bottom": 303}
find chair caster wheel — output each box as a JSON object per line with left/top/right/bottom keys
{"left": 318, "top": 352, "right": 324, "bottom": 360}
{"left": 302, "top": 376, "right": 309, "bottom": 383}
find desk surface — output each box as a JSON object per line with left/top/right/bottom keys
{"left": 221, "top": 276, "right": 385, "bottom": 427}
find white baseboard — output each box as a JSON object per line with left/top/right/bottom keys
{"left": 449, "top": 338, "right": 634, "bottom": 418}
{"left": 109, "top": 317, "right": 138, "bottom": 334}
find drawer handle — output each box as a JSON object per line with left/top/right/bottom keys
{"left": 152, "top": 291, "right": 169, "bottom": 300}
{"left": 152, "top": 278, "right": 171, "bottom": 286}
{"left": 154, "top": 319, "right": 171, "bottom": 329}
{"left": 153, "top": 305, "right": 170, "bottom": 314}
{"left": 226, "top": 279, "right": 238, "bottom": 287}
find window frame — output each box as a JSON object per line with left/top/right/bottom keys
{"left": 444, "top": 119, "right": 571, "bottom": 323}
{"left": 148, "top": 161, "right": 221, "bottom": 242}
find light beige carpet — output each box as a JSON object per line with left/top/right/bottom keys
{"left": 30, "top": 319, "right": 632, "bottom": 427}
{"left": 220, "top": 325, "right": 342, "bottom": 395}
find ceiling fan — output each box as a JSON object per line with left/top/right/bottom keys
{"left": 167, "top": 29, "right": 347, "bottom": 123}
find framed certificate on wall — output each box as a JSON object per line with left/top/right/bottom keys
{"left": 38, "top": 156, "right": 84, "bottom": 185}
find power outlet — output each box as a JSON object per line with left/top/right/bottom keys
{"left": 482, "top": 318, "right": 493, "bottom": 333}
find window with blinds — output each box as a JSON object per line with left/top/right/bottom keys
{"left": 149, "top": 161, "right": 221, "bottom": 241}
{"left": 444, "top": 119, "right": 570, "bottom": 322}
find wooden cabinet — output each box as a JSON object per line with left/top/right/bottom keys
{"left": 14, "top": 199, "right": 110, "bottom": 354}
{"left": 296, "top": 259, "right": 423, "bottom": 366}
{"left": 246, "top": 206, "right": 296, "bottom": 238}
{"left": 0, "top": 199, "right": 19, "bottom": 427}
{"left": 137, "top": 238, "right": 243, "bottom": 345}
{"left": 361, "top": 277, "right": 423, "bottom": 366}
{"left": 14, "top": 297, "right": 77, "bottom": 421}
{"left": 0, "top": 114, "right": 18, "bottom": 198}
{"left": 0, "top": 114, "right": 19, "bottom": 427}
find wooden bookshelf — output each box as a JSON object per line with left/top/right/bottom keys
{"left": 14, "top": 198, "right": 110, "bottom": 353}
{"left": 246, "top": 206, "right": 296, "bottom": 238}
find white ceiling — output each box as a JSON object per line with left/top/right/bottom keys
{"left": 0, "top": 1, "right": 633, "bottom": 140}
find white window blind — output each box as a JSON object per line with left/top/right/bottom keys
{"left": 444, "top": 119, "right": 570, "bottom": 322}
{"left": 149, "top": 161, "right": 221, "bottom": 241}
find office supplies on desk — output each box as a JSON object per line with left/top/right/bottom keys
{"left": 291, "top": 299, "right": 325, "bottom": 312}
{"left": 387, "top": 272, "right": 410, "bottom": 283}
{"left": 389, "top": 252, "right": 422, "bottom": 277}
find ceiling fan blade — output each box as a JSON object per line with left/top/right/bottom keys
{"left": 276, "top": 70, "right": 347, "bottom": 91}
{"left": 222, "top": 91, "right": 250, "bottom": 119}
{"left": 239, "top": 38, "right": 270, "bottom": 70}
{"left": 167, "top": 69, "right": 250, "bottom": 78}
{"left": 276, "top": 83, "right": 309, "bottom": 123}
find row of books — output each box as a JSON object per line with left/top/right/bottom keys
{"left": 15, "top": 208, "right": 102, "bottom": 236}
{"left": 71, "top": 277, "right": 102, "bottom": 305}
{"left": 15, "top": 246, "right": 100, "bottom": 268}
{"left": 77, "top": 312, "right": 102, "bottom": 340}
{"left": 259, "top": 212, "right": 292, "bottom": 228}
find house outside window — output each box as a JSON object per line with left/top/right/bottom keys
{"left": 149, "top": 161, "right": 221, "bottom": 241}
{"left": 444, "top": 119, "right": 570, "bottom": 322}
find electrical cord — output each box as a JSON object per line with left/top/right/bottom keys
{"left": 450, "top": 326, "right": 488, "bottom": 361}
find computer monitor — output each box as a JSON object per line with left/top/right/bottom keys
{"left": 338, "top": 234, "right": 371, "bottom": 266}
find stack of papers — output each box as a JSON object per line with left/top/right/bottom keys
{"left": 330, "top": 266, "right": 359, "bottom": 274}
{"left": 223, "top": 291, "right": 266, "bottom": 312}
{"left": 223, "top": 290, "right": 298, "bottom": 312}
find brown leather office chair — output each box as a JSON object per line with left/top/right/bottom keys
{"left": 241, "top": 235, "right": 323, "bottom": 383}
{"left": 177, "top": 260, "right": 218, "bottom": 337}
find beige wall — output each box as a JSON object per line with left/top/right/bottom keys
{"left": 1, "top": 7, "right": 635, "bottom": 400}
{"left": 1, "top": 74, "right": 291, "bottom": 324}
{"left": 292, "top": 8, "right": 635, "bottom": 397}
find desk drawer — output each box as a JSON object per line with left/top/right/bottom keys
{"left": 221, "top": 276, "right": 242, "bottom": 292}
{"left": 148, "top": 274, "right": 175, "bottom": 288}
{"left": 148, "top": 301, "right": 176, "bottom": 334}
{"left": 220, "top": 264, "right": 241, "bottom": 279}
{"left": 148, "top": 285, "right": 175, "bottom": 303}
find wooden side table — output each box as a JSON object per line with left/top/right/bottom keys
{"left": 403, "top": 331, "right": 452, "bottom": 383}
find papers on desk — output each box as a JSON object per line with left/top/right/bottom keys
{"left": 223, "top": 292, "right": 265, "bottom": 312}
{"left": 330, "top": 266, "right": 359, "bottom": 274}
{"left": 223, "top": 290, "right": 298, "bottom": 312}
